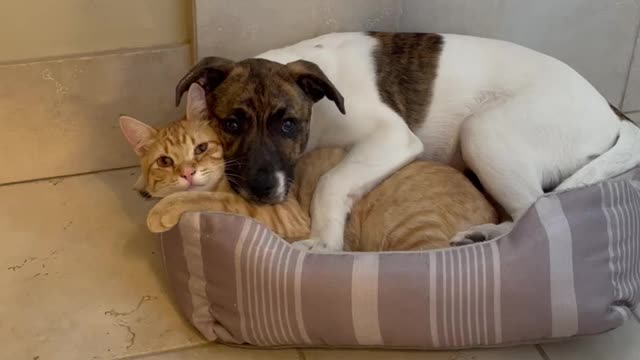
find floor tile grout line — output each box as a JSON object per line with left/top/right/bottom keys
{"left": 0, "top": 165, "right": 139, "bottom": 187}
{"left": 535, "top": 344, "right": 551, "bottom": 360}
{"left": 109, "top": 343, "right": 210, "bottom": 360}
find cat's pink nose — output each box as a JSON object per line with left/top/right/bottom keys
{"left": 180, "top": 167, "right": 196, "bottom": 183}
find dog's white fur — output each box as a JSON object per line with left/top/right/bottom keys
{"left": 257, "top": 32, "right": 640, "bottom": 251}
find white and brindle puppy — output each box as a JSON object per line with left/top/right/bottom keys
{"left": 175, "top": 32, "right": 640, "bottom": 251}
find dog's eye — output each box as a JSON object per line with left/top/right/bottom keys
{"left": 222, "top": 117, "right": 242, "bottom": 135}
{"left": 281, "top": 118, "right": 297, "bottom": 135}
{"left": 194, "top": 142, "right": 208, "bottom": 155}
{"left": 156, "top": 156, "right": 174, "bottom": 167}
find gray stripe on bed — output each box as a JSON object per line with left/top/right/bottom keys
{"left": 499, "top": 207, "right": 552, "bottom": 344}
{"left": 378, "top": 252, "right": 430, "bottom": 347}
{"left": 301, "top": 253, "right": 356, "bottom": 345}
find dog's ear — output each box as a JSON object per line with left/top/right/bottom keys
{"left": 186, "top": 83, "right": 208, "bottom": 121}
{"left": 286, "top": 60, "right": 346, "bottom": 115}
{"left": 175, "top": 57, "right": 235, "bottom": 107}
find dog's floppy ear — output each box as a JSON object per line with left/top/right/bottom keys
{"left": 175, "top": 57, "right": 235, "bottom": 107}
{"left": 286, "top": 60, "right": 346, "bottom": 115}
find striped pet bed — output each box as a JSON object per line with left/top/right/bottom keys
{"left": 159, "top": 167, "right": 640, "bottom": 349}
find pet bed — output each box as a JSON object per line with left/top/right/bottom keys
{"left": 159, "top": 167, "right": 640, "bottom": 349}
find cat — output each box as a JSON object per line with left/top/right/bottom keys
{"left": 120, "top": 83, "right": 497, "bottom": 251}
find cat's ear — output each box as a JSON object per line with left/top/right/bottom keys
{"left": 186, "top": 83, "right": 208, "bottom": 122}
{"left": 119, "top": 115, "right": 157, "bottom": 156}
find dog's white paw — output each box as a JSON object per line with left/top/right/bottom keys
{"left": 291, "top": 238, "right": 334, "bottom": 252}
{"left": 450, "top": 222, "right": 513, "bottom": 247}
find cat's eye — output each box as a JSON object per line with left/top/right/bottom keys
{"left": 222, "top": 117, "right": 242, "bottom": 135}
{"left": 156, "top": 156, "right": 174, "bottom": 167}
{"left": 281, "top": 118, "right": 297, "bottom": 135}
{"left": 194, "top": 142, "right": 208, "bottom": 155}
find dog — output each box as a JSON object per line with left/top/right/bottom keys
{"left": 175, "top": 32, "right": 640, "bottom": 251}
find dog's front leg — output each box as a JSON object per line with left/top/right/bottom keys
{"left": 294, "top": 123, "right": 424, "bottom": 251}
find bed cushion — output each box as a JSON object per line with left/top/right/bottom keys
{"left": 159, "top": 167, "right": 640, "bottom": 349}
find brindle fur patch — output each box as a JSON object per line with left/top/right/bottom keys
{"left": 175, "top": 56, "right": 345, "bottom": 202}
{"left": 369, "top": 32, "right": 444, "bottom": 130}
{"left": 207, "top": 59, "right": 312, "bottom": 176}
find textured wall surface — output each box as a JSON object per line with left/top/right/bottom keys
{"left": 0, "top": 0, "right": 191, "bottom": 63}
{"left": 194, "top": 0, "right": 402, "bottom": 60}
{"left": 194, "top": 0, "right": 640, "bottom": 109}
{"left": 0, "top": 46, "right": 190, "bottom": 184}
{"left": 0, "top": 1, "right": 192, "bottom": 184}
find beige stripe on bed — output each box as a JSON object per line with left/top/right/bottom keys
{"left": 252, "top": 229, "right": 270, "bottom": 345}
{"left": 536, "top": 195, "right": 579, "bottom": 338}
{"left": 480, "top": 244, "right": 488, "bottom": 345}
{"left": 259, "top": 235, "right": 276, "bottom": 345}
{"left": 234, "top": 220, "right": 252, "bottom": 342}
{"left": 351, "top": 254, "right": 383, "bottom": 345}
{"left": 245, "top": 225, "right": 265, "bottom": 344}
{"left": 281, "top": 246, "right": 295, "bottom": 343}
{"left": 490, "top": 241, "right": 503, "bottom": 343}
{"left": 428, "top": 251, "right": 440, "bottom": 347}
{"left": 464, "top": 247, "right": 471, "bottom": 345}
{"left": 443, "top": 251, "right": 451, "bottom": 346}
{"left": 180, "top": 214, "right": 217, "bottom": 340}
{"left": 294, "top": 251, "right": 311, "bottom": 344}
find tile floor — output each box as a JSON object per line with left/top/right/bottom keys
{"left": 1, "top": 167, "right": 638, "bottom": 360}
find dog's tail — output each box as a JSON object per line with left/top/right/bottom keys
{"left": 555, "top": 108, "right": 640, "bottom": 191}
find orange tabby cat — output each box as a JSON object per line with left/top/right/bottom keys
{"left": 120, "top": 83, "right": 497, "bottom": 251}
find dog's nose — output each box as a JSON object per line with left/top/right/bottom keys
{"left": 248, "top": 169, "right": 277, "bottom": 198}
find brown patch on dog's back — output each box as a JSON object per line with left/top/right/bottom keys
{"left": 369, "top": 32, "right": 444, "bottom": 130}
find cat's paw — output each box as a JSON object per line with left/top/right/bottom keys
{"left": 291, "top": 238, "right": 333, "bottom": 252}
{"left": 147, "top": 202, "right": 182, "bottom": 233}
{"left": 449, "top": 222, "right": 513, "bottom": 247}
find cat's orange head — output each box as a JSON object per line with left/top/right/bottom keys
{"left": 119, "top": 84, "right": 225, "bottom": 198}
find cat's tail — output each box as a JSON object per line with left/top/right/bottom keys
{"left": 555, "top": 119, "right": 640, "bottom": 191}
